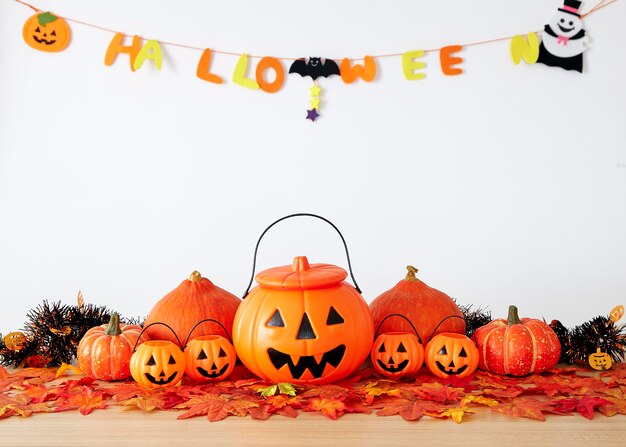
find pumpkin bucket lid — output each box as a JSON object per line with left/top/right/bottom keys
{"left": 255, "top": 256, "right": 347, "bottom": 290}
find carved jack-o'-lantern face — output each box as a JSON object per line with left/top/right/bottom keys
{"left": 184, "top": 335, "right": 237, "bottom": 382}
{"left": 22, "top": 12, "right": 71, "bottom": 53}
{"left": 130, "top": 341, "right": 186, "bottom": 388}
{"left": 371, "top": 332, "right": 424, "bottom": 379}
{"left": 588, "top": 348, "right": 613, "bottom": 371}
{"left": 425, "top": 332, "right": 479, "bottom": 379}
{"left": 233, "top": 256, "right": 374, "bottom": 385}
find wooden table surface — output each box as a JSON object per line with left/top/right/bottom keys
{"left": 2, "top": 404, "right": 626, "bottom": 447}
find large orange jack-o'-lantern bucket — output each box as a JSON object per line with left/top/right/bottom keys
{"left": 233, "top": 213, "right": 374, "bottom": 385}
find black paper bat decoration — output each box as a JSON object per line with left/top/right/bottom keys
{"left": 289, "top": 57, "right": 340, "bottom": 80}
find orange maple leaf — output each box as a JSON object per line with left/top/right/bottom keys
{"left": 54, "top": 386, "right": 107, "bottom": 415}
{"left": 307, "top": 397, "right": 347, "bottom": 420}
{"left": 490, "top": 397, "right": 554, "bottom": 421}
{"left": 360, "top": 380, "right": 402, "bottom": 405}
{"left": 376, "top": 398, "right": 444, "bottom": 421}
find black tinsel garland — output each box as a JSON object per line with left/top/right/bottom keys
{"left": 1, "top": 300, "right": 144, "bottom": 368}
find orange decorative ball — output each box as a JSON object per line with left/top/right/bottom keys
{"left": 22, "top": 12, "right": 71, "bottom": 52}
{"left": 77, "top": 313, "right": 147, "bottom": 381}
{"left": 369, "top": 266, "right": 465, "bottom": 344}
{"left": 143, "top": 271, "right": 241, "bottom": 346}
{"left": 233, "top": 256, "right": 374, "bottom": 385}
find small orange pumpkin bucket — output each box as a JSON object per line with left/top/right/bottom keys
{"left": 232, "top": 213, "right": 374, "bottom": 385}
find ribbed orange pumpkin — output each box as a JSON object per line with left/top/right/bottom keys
{"left": 77, "top": 313, "right": 148, "bottom": 380}
{"left": 143, "top": 271, "right": 241, "bottom": 345}
{"left": 369, "top": 266, "right": 465, "bottom": 344}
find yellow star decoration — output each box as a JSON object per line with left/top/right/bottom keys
{"left": 309, "top": 84, "right": 322, "bottom": 97}
{"left": 310, "top": 97, "right": 320, "bottom": 109}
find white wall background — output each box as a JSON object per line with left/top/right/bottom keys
{"left": 0, "top": 0, "right": 624, "bottom": 333}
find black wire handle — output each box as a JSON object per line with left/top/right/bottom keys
{"left": 183, "top": 318, "right": 232, "bottom": 348}
{"left": 242, "top": 213, "right": 361, "bottom": 297}
{"left": 132, "top": 322, "right": 185, "bottom": 353}
{"left": 375, "top": 313, "right": 423, "bottom": 344}
{"left": 427, "top": 315, "right": 470, "bottom": 342}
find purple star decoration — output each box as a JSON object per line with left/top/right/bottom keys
{"left": 306, "top": 109, "right": 319, "bottom": 122}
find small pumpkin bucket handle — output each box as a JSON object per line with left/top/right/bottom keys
{"left": 183, "top": 318, "right": 232, "bottom": 348}
{"left": 242, "top": 213, "right": 361, "bottom": 298}
{"left": 427, "top": 315, "right": 470, "bottom": 342}
{"left": 375, "top": 313, "right": 423, "bottom": 344}
{"left": 132, "top": 322, "right": 185, "bottom": 353}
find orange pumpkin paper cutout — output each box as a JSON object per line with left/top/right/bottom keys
{"left": 23, "top": 12, "right": 71, "bottom": 53}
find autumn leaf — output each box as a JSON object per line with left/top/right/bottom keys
{"left": 430, "top": 406, "right": 475, "bottom": 423}
{"left": 107, "top": 382, "right": 146, "bottom": 402}
{"left": 0, "top": 393, "right": 34, "bottom": 418}
{"left": 461, "top": 394, "right": 500, "bottom": 408}
{"left": 307, "top": 397, "right": 347, "bottom": 420}
{"left": 554, "top": 396, "right": 612, "bottom": 419}
{"left": 55, "top": 363, "right": 83, "bottom": 379}
{"left": 490, "top": 397, "right": 555, "bottom": 421}
{"left": 597, "top": 395, "right": 626, "bottom": 417}
{"left": 0, "top": 365, "right": 9, "bottom": 379}
{"left": 55, "top": 386, "right": 107, "bottom": 415}
{"left": 258, "top": 382, "right": 297, "bottom": 398}
{"left": 376, "top": 398, "right": 444, "bottom": 421}
{"left": 360, "top": 380, "right": 402, "bottom": 405}
{"left": 121, "top": 391, "right": 167, "bottom": 412}
{"left": 413, "top": 382, "right": 463, "bottom": 403}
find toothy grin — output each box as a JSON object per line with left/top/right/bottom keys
{"left": 435, "top": 362, "right": 468, "bottom": 376}
{"left": 145, "top": 371, "right": 179, "bottom": 385}
{"left": 197, "top": 363, "right": 230, "bottom": 378}
{"left": 377, "top": 359, "right": 409, "bottom": 373}
{"left": 267, "top": 344, "right": 346, "bottom": 379}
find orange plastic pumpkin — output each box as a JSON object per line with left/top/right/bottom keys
{"left": 77, "top": 313, "right": 148, "bottom": 381}
{"left": 472, "top": 305, "right": 561, "bottom": 376}
{"left": 22, "top": 12, "right": 71, "bottom": 52}
{"left": 371, "top": 332, "right": 423, "bottom": 380}
{"left": 233, "top": 256, "right": 374, "bottom": 385}
{"left": 184, "top": 335, "right": 236, "bottom": 382}
{"left": 369, "top": 266, "right": 465, "bottom": 344}
{"left": 143, "top": 271, "right": 241, "bottom": 346}
{"left": 130, "top": 340, "right": 185, "bottom": 388}
{"left": 424, "top": 332, "right": 479, "bottom": 379}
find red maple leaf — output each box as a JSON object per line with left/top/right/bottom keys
{"left": 413, "top": 382, "right": 463, "bottom": 403}
{"left": 106, "top": 382, "right": 146, "bottom": 402}
{"left": 554, "top": 396, "right": 612, "bottom": 419}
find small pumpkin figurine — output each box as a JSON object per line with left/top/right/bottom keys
{"left": 130, "top": 323, "right": 186, "bottom": 388}
{"left": 371, "top": 314, "right": 424, "bottom": 380}
{"left": 23, "top": 11, "right": 71, "bottom": 52}
{"left": 588, "top": 348, "right": 613, "bottom": 371}
{"left": 472, "top": 305, "right": 561, "bottom": 376}
{"left": 77, "top": 312, "right": 148, "bottom": 381}
{"left": 183, "top": 319, "right": 237, "bottom": 383}
{"left": 425, "top": 331, "right": 479, "bottom": 379}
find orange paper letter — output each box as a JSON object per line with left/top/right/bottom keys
{"left": 104, "top": 33, "right": 141, "bottom": 72}
{"left": 440, "top": 45, "right": 464, "bottom": 76}
{"left": 340, "top": 56, "right": 376, "bottom": 83}
{"left": 256, "top": 57, "right": 284, "bottom": 93}
{"left": 510, "top": 33, "right": 539, "bottom": 65}
{"left": 196, "top": 48, "right": 224, "bottom": 84}
{"left": 402, "top": 50, "right": 426, "bottom": 80}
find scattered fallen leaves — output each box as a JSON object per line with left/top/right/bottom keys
{"left": 0, "top": 363, "right": 625, "bottom": 422}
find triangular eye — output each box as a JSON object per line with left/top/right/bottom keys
{"left": 397, "top": 342, "right": 407, "bottom": 353}
{"left": 197, "top": 349, "right": 207, "bottom": 360}
{"left": 147, "top": 355, "right": 156, "bottom": 366}
{"left": 459, "top": 347, "right": 468, "bottom": 358}
{"left": 438, "top": 346, "right": 448, "bottom": 355}
{"left": 218, "top": 347, "right": 227, "bottom": 358}
{"left": 35, "top": 27, "right": 40, "bottom": 33}
{"left": 51, "top": 30, "right": 57, "bottom": 36}
{"left": 378, "top": 343, "right": 386, "bottom": 353}
{"left": 267, "top": 309, "right": 285, "bottom": 327}
{"left": 326, "top": 306, "right": 345, "bottom": 325}
{"left": 168, "top": 355, "right": 176, "bottom": 364}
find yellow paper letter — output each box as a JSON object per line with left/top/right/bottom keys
{"left": 510, "top": 33, "right": 539, "bottom": 65}
{"left": 233, "top": 54, "right": 260, "bottom": 90}
{"left": 133, "top": 39, "right": 163, "bottom": 70}
{"left": 402, "top": 50, "right": 426, "bottom": 80}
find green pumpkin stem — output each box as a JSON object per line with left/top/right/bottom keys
{"left": 104, "top": 312, "right": 123, "bottom": 336}
{"left": 507, "top": 305, "right": 523, "bottom": 325}
{"left": 38, "top": 12, "right": 59, "bottom": 27}
{"left": 404, "top": 265, "right": 419, "bottom": 282}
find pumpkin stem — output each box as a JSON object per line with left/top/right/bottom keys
{"left": 404, "top": 265, "right": 419, "bottom": 282}
{"left": 507, "top": 305, "right": 523, "bottom": 325}
{"left": 104, "top": 312, "right": 123, "bottom": 336}
{"left": 189, "top": 271, "right": 202, "bottom": 282}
